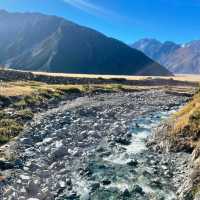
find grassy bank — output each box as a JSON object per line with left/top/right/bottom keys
{"left": 167, "top": 90, "right": 200, "bottom": 152}
{"left": 0, "top": 81, "right": 84, "bottom": 145}
{"left": 174, "top": 91, "right": 200, "bottom": 138}
{"left": 158, "top": 88, "right": 200, "bottom": 198}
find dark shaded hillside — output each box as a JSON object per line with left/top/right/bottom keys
{"left": 0, "top": 10, "right": 172, "bottom": 76}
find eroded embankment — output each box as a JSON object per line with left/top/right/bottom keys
{"left": 0, "top": 90, "right": 191, "bottom": 200}
{"left": 147, "top": 91, "right": 200, "bottom": 200}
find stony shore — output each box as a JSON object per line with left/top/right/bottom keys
{"left": 147, "top": 118, "right": 200, "bottom": 200}
{"left": 0, "top": 89, "right": 192, "bottom": 200}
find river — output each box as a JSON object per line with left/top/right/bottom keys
{"left": 2, "top": 90, "right": 190, "bottom": 200}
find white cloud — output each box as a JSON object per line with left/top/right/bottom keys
{"left": 63, "top": 0, "right": 110, "bottom": 16}
{"left": 63, "top": 0, "right": 141, "bottom": 25}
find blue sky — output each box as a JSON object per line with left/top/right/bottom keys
{"left": 0, "top": 0, "right": 200, "bottom": 44}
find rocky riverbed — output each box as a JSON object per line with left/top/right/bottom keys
{"left": 0, "top": 90, "right": 191, "bottom": 200}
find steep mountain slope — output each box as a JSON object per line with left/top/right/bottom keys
{"left": 0, "top": 10, "right": 172, "bottom": 76}
{"left": 132, "top": 38, "right": 200, "bottom": 74}
{"left": 131, "top": 39, "right": 163, "bottom": 59}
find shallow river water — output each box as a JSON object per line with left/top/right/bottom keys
{"left": 2, "top": 90, "right": 190, "bottom": 200}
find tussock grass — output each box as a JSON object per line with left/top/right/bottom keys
{"left": 0, "top": 119, "right": 23, "bottom": 144}
{"left": 0, "top": 109, "right": 32, "bottom": 145}
{"left": 16, "top": 109, "right": 34, "bottom": 120}
{"left": 0, "top": 135, "right": 10, "bottom": 145}
{"left": 0, "top": 81, "right": 152, "bottom": 98}
{"left": 0, "top": 81, "right": 83, "bottom": 97}
{"left": 173, "top": 93, "right": 200, "bottom": 135}
{"left": 167, "top": 90, "right": 200, "bottom": 153}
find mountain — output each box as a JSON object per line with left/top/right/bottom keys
{"left": 131, "top": 39, "right": 163, "bottom": 59}
{"left": 0, "top": 10, "right": 172, "bottom": 76}
{"left": 132, "top": 38, "right": 200, "bottom": 74}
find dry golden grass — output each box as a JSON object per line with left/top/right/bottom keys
{"left": 0, "top": 81, "right": 166, "bottom": 97}
{"left": 33, "top": 71, "right": 151, "bottom": 80}
{"left": 0, "top": 84, "right": 34, "bottom": 96}
{"left": 0, "top": 79, "right": 196, "bottom": 99}
{"left": 173, "top": 74, "right": 200, "bottom": 83}
{"left": 173, "top": 92, "right": 200, "bottom": 135}
{"left": 3, "top": 68, "right": 200, "bottom": 83}
{"left": 32, "top": 71, "right": 200, "bottom": 83}
{"left": 168, "top": 89, "right": 200, "bottom": 197}
{"left": 0, "top": 81, "right": 86, "bottom": 97}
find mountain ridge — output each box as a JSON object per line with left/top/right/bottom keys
{"left": 0, "top": 10, "right": 172, "bottom": 76}
{"left": 132, "top": 38, "right": 200, "bottom": 74}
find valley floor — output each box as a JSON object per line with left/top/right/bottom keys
{"left": 0, "top": 90, "right": 192, "bottom": 200}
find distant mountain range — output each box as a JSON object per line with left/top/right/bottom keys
{"left": 132, "top": 38, "right": 200, "bottom": 74}
{"left": 0, "top": 10, "right": 172, "bottom": 76}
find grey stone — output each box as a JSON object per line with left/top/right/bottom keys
{"left": 132, "top": 185, "right": 145, "bottom": 195}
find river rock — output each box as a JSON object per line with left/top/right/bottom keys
{"left": 27, "top": 181, "right": 39, "bottom": 196}
{"left": 190, "top": 168, "right": 200, "bottom": 185}
{"left": 0, "top": 160, "right": 14, "bottom": 170}
{"left": 51, "top": 146, "right": 68, "bottom": 160}
{"left": 177, "top": 177, "right": 193, "bottom": 200}
{"left": 122, "top": 188, "right": 130, "bottom": 197}
{"left": 91, "top": 182, "right": 100, "bottom": 191}
{"left": 132, "top": 185, "right": 145, "bottom": 195}
{"left": 127, "top": 159, "right": 138, "bottom": 167}
{"left": 151, "top": 178, "right": 163, "bottom": 189}
{"left": 115, "top": 137, "right": 131, "bottom": 145}
{"left": 192, "top": 147, "right": 200, "bottom": 162}
{"left": 102, "top": 179, "right": 111, "bottom": 185}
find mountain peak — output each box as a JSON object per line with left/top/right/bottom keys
{"left": 0, "top": 10, "right": 172, "bottom": 76}
{"left": 132, "top": 38, "right": 162, "bottom": 46}
{"left": 132, "top": 38, "right": 200, "bottom": 74}
{"left": 131, "top": 38, "right": 163, "bottom": 59}
{"left": 0, "top": 9, "right": 9, "bottom": 15}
